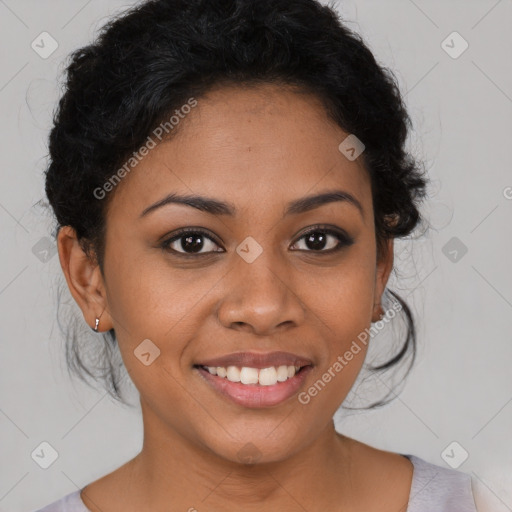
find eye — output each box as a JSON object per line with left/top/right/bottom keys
{"left": 160, "top": 225, "right": 354, "bottom": 257}
{"left": 290, "top": 225, "right": 354, "bottom": 253}
{"left": 160, "top": 228, "right": 224, "bottom": 256}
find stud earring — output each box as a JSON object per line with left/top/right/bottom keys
{"left": 91, "top": 310, "right": 105, "bottom": 332}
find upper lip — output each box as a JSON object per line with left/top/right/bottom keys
{"left": 195, "top": 351, "right": 313, "bottom": 369}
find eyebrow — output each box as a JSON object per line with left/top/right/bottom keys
{"left": 139, "top": 189, "right": 364, "bottom": 219}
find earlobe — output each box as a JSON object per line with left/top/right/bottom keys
{"left": 57, "top": 226, "right": 113, "bottom": 332}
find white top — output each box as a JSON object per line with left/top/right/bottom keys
{"left": 33, "top": 454, "right": 478, "bottom": 511}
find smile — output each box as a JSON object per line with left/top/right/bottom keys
{"left": 200, "top": 364, "right": 303, "bottom": 386}
{"left": 194, "top": 363, "right": 313, "bottom": 408}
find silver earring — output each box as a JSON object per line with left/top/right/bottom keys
{"left": 92, "top": 317, "right": 100, "bottom": 332}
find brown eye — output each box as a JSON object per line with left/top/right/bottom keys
{"left": 160, "top": 225, "right": 354, "bottom": 257}
{"left": 161, "top": 229, "right": 224, "bottom": 256}
{"left": 291, "top": 226, "right": 354, "bottom": 253}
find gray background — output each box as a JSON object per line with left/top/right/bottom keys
{"left": 0, "top": 1, "right": 511, "bottom": 511}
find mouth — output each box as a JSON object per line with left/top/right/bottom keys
{"left": 194, "top": 363, "right": 310, "bottom": 386}
{"left": 193, "top": 353, "right": 314, "bottom": 408}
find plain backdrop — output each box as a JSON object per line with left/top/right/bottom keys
{"left": 0, "top": 1, "right": 511, "bottom": 511}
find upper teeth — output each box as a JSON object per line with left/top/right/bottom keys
{"left": 205, "top": 365, "right": 300, "bottom": 386}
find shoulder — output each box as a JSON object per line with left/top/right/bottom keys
{"left": 31, "top": 490, "right": 89, "bottom": 512}
{"left": 404, "top": 454, "right": 479, "bottom": 512}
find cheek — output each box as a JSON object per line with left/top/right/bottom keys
{"left": 103, "top": 255, "right": 207, "bottom": 415}
{"left": 299, "top": 244, "right": 376, "bottom": 399}
{"left": 306, "top": 248, "right": 376, "bottom": 337}
{"left": 103, "top": 242, "right": 223, "bottom": 360}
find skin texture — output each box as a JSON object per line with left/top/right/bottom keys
{"left": 58, "top": 83, "right": 413, "bottom": 511}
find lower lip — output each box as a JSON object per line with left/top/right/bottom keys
{"left": 195, "top": 366, "right": 313, "bottom": 408}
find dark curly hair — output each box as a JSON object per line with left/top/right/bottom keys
{"left": 44, "top": 0, "right": 429, "bottom": 407}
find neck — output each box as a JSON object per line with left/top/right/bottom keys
{"left": 123, "top": 401, "right": 354, "bottom": 511}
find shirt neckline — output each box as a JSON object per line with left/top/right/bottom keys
{"left": 73, "top": 453, "right": 421, "bottom": 510}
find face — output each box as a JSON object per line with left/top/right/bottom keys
{"left": 59, "top": 83, "right": 393, "bottom": 465}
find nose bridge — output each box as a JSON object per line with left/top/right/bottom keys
{"left": 217, "top": 241, "right": 305, "bottom": 334}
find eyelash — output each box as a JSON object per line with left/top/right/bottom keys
{"left": 160, "top": 225, "right": 354, "bottom": 258}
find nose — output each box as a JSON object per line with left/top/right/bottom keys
{"left": 216, "top": 254, "right": 306, "bottom": 336}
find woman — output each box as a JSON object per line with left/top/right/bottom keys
{"left": 35, "top": 0, "right": 478, "bottom": 510}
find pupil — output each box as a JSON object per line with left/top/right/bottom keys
{"left": 182, "top": 234, "right": 204, "bottom": 253}
{"left": 306, "top": 232, "right": 326, "bottom": 250}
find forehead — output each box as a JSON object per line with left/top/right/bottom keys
{"left": 106, "top": 84, "right": 372, "bottom": 222}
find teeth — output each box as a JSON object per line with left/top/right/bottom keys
{"left": 240, "top": 367, "right": 259, "bottom": 384}
{"left": 226, "top": 366, "right": 241, "bottom": 382}
{"left": 204, "top": 364, "right": 303, "bottom": 385}
{"left": 276, "top": 365, "right": 288, "bottom": 382}
{"left": 259, "top": 367, "right": 278, "bottom": 386}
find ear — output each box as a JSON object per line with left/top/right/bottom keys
{"left": 57, "top": 226, "right": 113, "bottom": 332}
{"left": 372, "top": 237, "right": 394, "bottom": 322}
